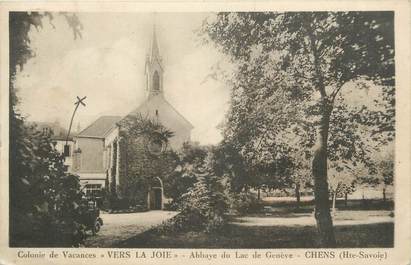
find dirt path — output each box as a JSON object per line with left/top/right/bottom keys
{"left": 84, "top": 210, "right": 178, "bottom": 247}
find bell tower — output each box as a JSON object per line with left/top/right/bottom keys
{"left": 145, "top": 25, "right": 164, "bottom": 99}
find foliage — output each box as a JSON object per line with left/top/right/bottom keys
{"left": 378, "top": 159, "right": 394, "bottom": 186}
{"left": 9, "top": 12, "right": 83, "bottom": 107}
{"left": 278, "top": 127, "right": 314, "bottom": 200}
{"left": 201, "top": 11, "right": 395, "bottom": 246}
{"left": 358, "top": 143, "right": 394, "bottom": 189}
{"left": 116, "top": 114, "right": 178, "bottom": 205}
{"left": 10, "top": 124, "right": 85, "bottom": 246}
{"left": 211, "top": 142, "right": 251, "bottom": 192}
{"left": 119, "top": 113, "right": 174, "bottom": 145}
{"left": 328, "top": 162, "right": 358, "bottom": 198}
{"left": 9, "top": 12, "right": 85, "bottom": 247}
{"left": 327, "top": 160, "right": 368, "bottom": 212}
{"left": 229, "top": 191, "right": 264, "bottom": 215}
{"left": 163, "top": 142, "right": 208, "bottom": 206}
{"left": 176, "top": 151, "right": 229, "bottom": 233}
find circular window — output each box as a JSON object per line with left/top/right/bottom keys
{"left": 147, "top": 138, "right": 165, "bottom": 155}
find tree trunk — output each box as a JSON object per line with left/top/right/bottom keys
{"left": 295, "top": 183, "right": 301, "bottom": 207}
{"left": 312, "top": 107, "right": 336, "bottom": 247}
{"left": 344, "top": 192, "right": 348, "bottom": 207}
{"left": 257, "top": 188, "right": 261, "bottom": 201}
{"left": 382, "top": 187, "right": 386, "bottom": 202}
{"left": 332, "top": 191, "right": 337, "bottom": 214}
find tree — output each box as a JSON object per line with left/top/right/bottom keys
{"left": 163, "top": 142, "right": 208, "bottom": 205}
{"left": 10, "top": 122, "right": 85, "bottom": 246}
{"left": 9, "top": 12, "right": 85, "bottom": 246}
{"left": 213, "top": 141, "right": 253, "bottom": 193}
{"left": 328, "top": 160, "right": 367, "bottom": 212}
{"left": 271, "top": 123, "right": 315, "bottom": 205}
{"left": 201, "top": 12, "right": 394, "bottom": 246}
{"left": 178, "top": 150, "right": 229, "bottom": 232}
{"left": 378, "top": 159, "right": 394, "bottom": 202}
{"left": 289, "top": 150, "right": 312, "bottom": 206}
{"left": 359, "top": 143, "right": 394, "bottom": 202}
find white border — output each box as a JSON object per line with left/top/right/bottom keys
{"left": 0, "top": 1, "right": 410, "bottom": 265}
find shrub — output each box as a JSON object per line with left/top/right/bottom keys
{"left": 162, "top": 143, "right": 208, "bottom": 206}
{"left": 177, "top": 174, "right": 229, "bottom": 233}
{"left": 230, "top": 191, "right": 264, "bottom": 215}
{"left": 102, "top": 196, "right": 148, "bottom": 213}
{"left": 155, "top": 148, "right": 229, "bottom": 233}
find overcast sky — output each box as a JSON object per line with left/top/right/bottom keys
{"left": 15, "top": 12, "right": 231, "bottom": 145}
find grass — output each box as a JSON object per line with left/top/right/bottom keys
{"left": 261, "top": 198, "right": 394, "bottom": 212}
{"left": 114, "top": 199, "right": 394, "bottom": 248}
{"left": 115, "top": 222, "right": 393, "bottom": 248}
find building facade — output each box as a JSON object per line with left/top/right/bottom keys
{"left": 70, "top": 27, "right": 193, "bottom": 209}
{"left": 29, "top": 120, "right": 77, "bottom": 171}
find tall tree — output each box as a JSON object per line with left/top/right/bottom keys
{"left": 359, "top": 143, "right": 394, "bottom": 201}
{"left": 328, "top": 160, "right": 367, "bottom": 212}
{"left": 9, "top": 12, "right": 84, "bottom": 246}
{"left": 201, "top": 12, "right": 394, "bottom": 246}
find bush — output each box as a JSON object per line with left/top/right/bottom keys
{"left": 111, "top": 198, "right": 131, "bottom": 211}
{"left": 102, "top": 196, "right": 148, "bottom": 213}
{"left": 230, "top": 191, "right": 264, "bottom": 215}
{"left": 156, "top": 149, "right": 229, "bottom": 233}
{"left": 176, "top": 174, "right": 229, "bottom": 233}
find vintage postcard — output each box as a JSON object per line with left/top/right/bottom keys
{"left": 0, "top": 1, "right": 410, "bottom": 265}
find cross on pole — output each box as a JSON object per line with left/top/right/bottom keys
{"left": 65, "top": 96, "right": 87, "bottom": 150}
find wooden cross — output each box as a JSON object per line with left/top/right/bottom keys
{"left": 76, "top": 96, "right": 87, "bottom": 107}
{"left": 65, "top": 96, "right": 87, "bottom": 147}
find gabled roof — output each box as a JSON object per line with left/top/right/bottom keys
{"left": 125, "top": 94, "right": 194, "bottom": 129}
{"left": 77, "top": 116, "right": 122, "bottom": 139}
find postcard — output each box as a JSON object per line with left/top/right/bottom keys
{"left": 0, "top": 1, "right": 410, "bottom": 264}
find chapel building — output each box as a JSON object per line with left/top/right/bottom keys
{"left": 70, "top": 27, "right": 194, "bottom": 209}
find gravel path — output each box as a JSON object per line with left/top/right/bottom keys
{"left": 84, "top": 210, "right": 178, "bottom": 248}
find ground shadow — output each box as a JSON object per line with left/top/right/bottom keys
{"left": 115, "top": 222, "right": 393, "bottom": 248}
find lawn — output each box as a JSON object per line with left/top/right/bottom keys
{"left": 261, "top": 198, "right": 394, "bottom": 212}
{"left": 115, "top": 222, "right": 393, "bottom": 248}
{"left": 115, "top": 208, "right": 394, "bottom": 248}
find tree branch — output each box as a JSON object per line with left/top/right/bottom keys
{"left": 307, "top": 20, "right": 327, "bottom": 98}
{"left": 330, "top": 82, "right": 345, "bottom": 103}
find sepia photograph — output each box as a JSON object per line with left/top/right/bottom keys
{"left": 7, "top": 10, "right": 397, "bottom": 251}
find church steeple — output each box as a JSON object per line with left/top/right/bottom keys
{"left": 150, "top": 25, "right": 160, "bottom": 60}
{"left": 145, "top": 24, "right": 164, "bottom": 99}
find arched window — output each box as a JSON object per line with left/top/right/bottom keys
{"left": 153, "top": 71, "right": 160, "bottom": 91}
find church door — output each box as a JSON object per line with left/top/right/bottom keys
{"left": 148, "top": 177, "right": 163, "bottom": 210}
{"left": 154, "top": 189, "right": 162, "bottom": 210}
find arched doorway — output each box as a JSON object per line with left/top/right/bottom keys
{"left": 147, "top": 177, "right": 163, "bottom": 210}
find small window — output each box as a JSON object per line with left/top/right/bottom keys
{"left": 84, "top": 184, "right": 102, "bottom": 198}
{"left": 73, "top": 150, "right": 81, "bottom": 171}
{"left": 64, "top": 144, "right": 71, "bottom": 157}
{"left": 155, "top": 109, "right": 159, "bottom": 116}
{"left": 153, "top": 71, "right": 160, "bottom": 91}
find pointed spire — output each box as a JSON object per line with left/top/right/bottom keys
{"left": 150, "top": 24, "right": 160, "bottom": 60}
{"left": 144, "top": 17, "right": 164, "bottom": 99}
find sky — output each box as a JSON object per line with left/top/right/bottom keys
{"left": 15, "top": 12, "right": 231, "bottom": 145}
